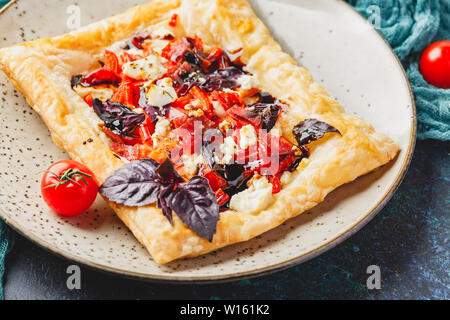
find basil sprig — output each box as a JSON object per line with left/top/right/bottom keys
{"left": 99, "top": 158, "right": 219, "bottom": 241}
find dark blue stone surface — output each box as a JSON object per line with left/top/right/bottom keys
{"left": 3, "top": 140, "right": 449, "bottom": 299}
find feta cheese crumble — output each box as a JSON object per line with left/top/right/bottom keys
{"left": 149, "top": 39, "right": 170, "bottom": 55}
{"left": 230, "top": 177, "right": 273, "bottom": 214}
{"left": 239, "top": 125, "right": 257, "bottom": 149}
{"left": 126, "top": 47, "right": 144, "bottom": 56}
{"left": 187, "top": 109, "right": 204, "bottom": 117}
{"left": 181, "top": 154, "right": 205, "bottom": 178}
{"left": 144, "top": 77, "right": 177, "bottom": 107}
{"left": 237, "top": 74, "right": 259, "bottom": 90}
{"left": 152, "top": 116, "right": 171, "bottom": 144}
{"left": 218, "top": 136, "right": 238, "bottom": 164}
{"left": 219, "top": 120, "right": 232, "bottom": 133}
{"left": 123, "top": 54, "right": 167, "bottom": 80}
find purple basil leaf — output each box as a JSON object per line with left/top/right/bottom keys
{"left": 156, "top": 157, "right": 185, "bottom": 185}
{"left": 246, "top": 103, "right": 281, "bottom": 131}
{"left": 176, "top": 70, "right": 205, "bottom": 96}
{"left": 184, "top": 50, "right": 202, "bottom": 68}
{"left": 199, "top": 67, "right": 245, "bottom": 92}
{"left": 71, "top": 75, "right": 83, "bottom": 87}
{"left": 158, "top": 184, "right": 175, "bottom": 225}
{"left": 293, "top": 119, "right": 341, "bottom": 145}
{"left": 99, "top": 159, "right": 162, "bottom": 207}
{"left": 165, "top": 176, "right": 219, "bottom": 241}
{"left": 257, "top": 92, "right": 276, "bottom": 104}
{"left": 92, "top": 99, "right": 145, "bottom": 136}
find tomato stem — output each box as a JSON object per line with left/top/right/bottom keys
{"left": 43, "top": 168, "right": 92, "bottom": 189}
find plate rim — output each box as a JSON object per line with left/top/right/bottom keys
{"left": 0, "top": 0, "right": 417, "bottom": 283}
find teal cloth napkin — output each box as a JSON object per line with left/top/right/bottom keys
{"left": 0, "top": 0, "right": 449, "bottom": 300}
{"left": 0, "top": 0, "right": 8, "bottom": 9}
{"left": 348, "top": 0, "right": 450, "bottom": 140}
{"left": 0, "top": 221, "right": 13, "bottom": 300}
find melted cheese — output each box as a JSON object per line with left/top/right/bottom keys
{"left": 151, "top": 27, "right": 174, "bottom": 39}
{"left": 73, "top": 85, "right": 114, "bottom": 102}
{"left": 230, "top": 177, "right": 273, "bottom": 214}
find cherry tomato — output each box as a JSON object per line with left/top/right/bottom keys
{"left": 419, "top": 40, "right": 450, "bottom": 89}
{"left": 41, "top": 160, "right": 99, "bottom": 216}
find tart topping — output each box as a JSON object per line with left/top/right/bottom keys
{"left": 71, "top": 32, "right": 342, "bottom": 240}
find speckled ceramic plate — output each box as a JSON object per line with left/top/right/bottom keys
{"left": 0, "top": 0, "right": 415, "bottom": 282}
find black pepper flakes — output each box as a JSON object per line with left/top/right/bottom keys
{"left": 82, "top": 138, "right": 94, "bottom": 145}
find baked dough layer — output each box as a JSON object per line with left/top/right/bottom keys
{"left": 0, "top": 0, "right": 399, "bottom": 264}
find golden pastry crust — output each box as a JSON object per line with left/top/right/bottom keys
{"left": 0, "top": 0, "right": 399, "bottom": 264}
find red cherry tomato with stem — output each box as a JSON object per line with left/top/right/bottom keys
{"left": 41, "top": 160, "right": 99, "bottom": 216}
{"left": 419, "top": 40, "right": 450, "bottom": 89}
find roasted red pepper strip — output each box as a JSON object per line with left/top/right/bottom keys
{"left": 101, "top": 126, "right": 141, "bottom": 146}
{"left": 110, "top": 142, "right": 140, "bottom": 161}
{"left": 168, "top": 106, "right": 189, "bottom": 129}
{"left": 201, "top": 166, "right": 228, "bottom": 192}
{"left": 268, "top": 175, "right": 281, "bottom": 194}
{"left": 82, "top": 68, "right": 121, "bottom": 86}
{"left": 189, "top": 86, "right": 212, "bottom": 113}
{"left": 103, "top": 50, "right": 122, "bottom": 75}
{"left": 227, "top": 106, "right": 262, "bottom": 129}
{"left": 83, "top": 94, "right": 94, "bottom": 107}
{"left": 256, "top": 132, "right": 297, "bottom": 176}
{"left": 162, "top": 37, "right": 191, "bottom": 62}
{"left": 169, "top": 13, "right": 178, "bottom": 27}
{"left": 215, "top": 188, "right": 230, "bottom": 206}
{"left": 111, "top": 79, "right": 139, "bottom": 107}
{"left": 138, "top": 125, "right": 152, "bottom": 144}
{"left": 138, "top": 115, "right": 154, "bottom": 144}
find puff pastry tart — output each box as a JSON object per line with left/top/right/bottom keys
{"left": 0, "top": 0, "right": 399, "bottom": 263}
